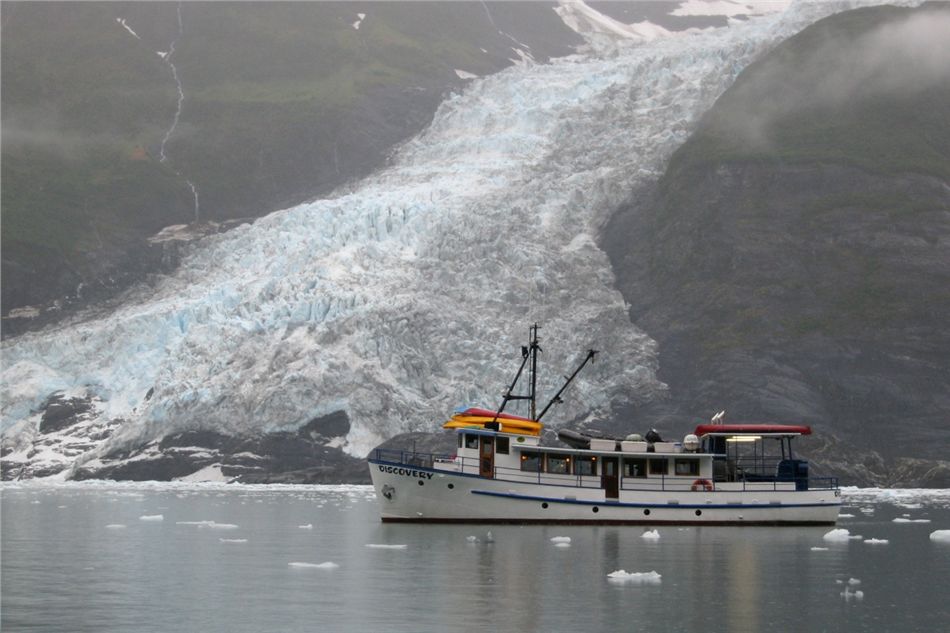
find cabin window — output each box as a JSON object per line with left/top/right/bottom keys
{"left": 575, "top": 456, "right": 597, "bottom": 476}
{"left": 496, "top": 436, "right": 510, "bottom": 455}
{"left": 465, "top": 434, "right": 480, "bottom": 450}
{"left": 648, "top": 458, "right": 669, "bottom": 475}
{"left": 674, "top": 459, "right": 700, "bottom": 477}
{"left": 458, "top": 434, "right": 463, "bottom": 449}
{"left": 623, "top": 458, "right": 647, "bottom": 478}
{"left": 546, "top": 454, "right": 571, "bottom": 474}
{"left": 520, "top": 451, "right": 541, "bottom": 472}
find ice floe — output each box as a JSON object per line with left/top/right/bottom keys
{"left": 641, "top": 529, "right": 660, "bottom": 540}
{"left": 822, "top": 529, "right": 852, "bottom": 542}
{"left": 810, "top": 547, "right": 829, "bottom": 551}
{"left": 219, "top": 538, "right": 247, "bottom": 544}
{"left": 139, "top": 514, "right": 164, "bottom": 522}
{"left": 893, "top": 517, "right": 931, "bottom": 524}
{"left": 930, "top": 530, "right": 950, "bottom": 543}
{"left": 550, "top": 536, "right": 572, "bottom": 544}
{"left": 175, "top": 520, "right": 238, "bottom": 529}
{"left": 105, "top": 524, "right": 127, "bottom": 529}
{"left": 864, "top": 538, "right": 889, "bottom": 545}
{"left": 288, "top": 561, "right": 338, "bottom": 569}
{"left": 607, "top": 570, "right": 662, "bottom": 584}
{"left": 365, "top": 544, "right": 408, "bottom": 549}
{"left": 841, "top": 587, "right": 864, "bottom": 601}
{"left": 298, "top": 524, "right": 313, "bottom": 530}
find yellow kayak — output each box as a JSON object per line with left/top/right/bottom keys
{"left": 442, "top": 414, "right": 543, "bottom": 436}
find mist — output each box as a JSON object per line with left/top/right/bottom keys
{"left": 707, "top": 3, "right": 950, "bottom": 149}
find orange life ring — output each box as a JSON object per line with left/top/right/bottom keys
{"left": 691, "top": 478, "right": 713, "bottom": 492}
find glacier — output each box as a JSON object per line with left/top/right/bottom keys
{"left": 1, "top": 1, "right": 903, "bottom": 474}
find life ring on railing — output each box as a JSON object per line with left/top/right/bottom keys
{"left": 691, "top": 479, "right": 713, "bottom": 492}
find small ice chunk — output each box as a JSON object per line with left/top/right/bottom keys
{"left": 485, "top": 531, "right": 494, "bottom": 543}
{"left": 466, "top": 535, "right": 478, "bottom": 543}
{"left": 550, "top": 536, "right": 572, "bottom": 544}
{"left": 864, "top": 538, "right": 889, "bottom": 545}
{"left": 220, "top": 538, "right": 247, "bottom": 543}
{"left": 198, "top": 522, "right": 238, "bottom": 530}
{"left": 298, "top": 524, "right": 313, "bottom": 530}
{"left": 823, "top": 528, "right": 851, "bottom": 542}
{"left": 365, "top": 544, "right": 408, "bottom": 549}
{"left": 810, "top": 547, "right": 829, "bottom": 551}
{"left": 848, "top": 578, "right": 861, "bottom": 586}
{"left": 893, "top": 518, "right": 930, "bottom": 523}
{"left": 139, "top": 514, "right": 164, "bottom": 522}
{"left": 105, "top": 524, "right": 127, "bottom": 529}
{"left": 841, "top": 587, "right": 864, "bottom": 601}
{"left": 288, "top": 561, "right": 338, "bottom": 569}
{"left": 641, "top": 529, "right": 660, "bottom": 540}
{"left": 555, "top": 542, "right": 571, "bottom": 548}
{"left": 607, "top": 570, "right": 662, "bottom": 584}
{"left": 838, "top": 514, "right": 855, "bottom": 518}
{"left": 930, "top": 530, "right": 950, "bottom": 543}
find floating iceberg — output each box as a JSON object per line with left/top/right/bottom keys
{"left": 607, "top": 570, "right": 662, "bottom": 584}
{"left": 930, "top": 530, "right": 950, "bottom": 543}
{"left": 641, "top": 529, "right": 660, "bottom": 540}
{"left": 822, "top": 529, "right": 852, "bottom": 542}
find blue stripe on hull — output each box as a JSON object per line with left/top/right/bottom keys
{"left": 470, "top": 489, "right": 842, "bottom": 510}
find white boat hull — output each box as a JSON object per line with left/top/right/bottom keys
{"left": 369, "top": 459, "right": 841, "bottom": 525}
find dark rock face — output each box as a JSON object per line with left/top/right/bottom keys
{"left": 39, "top": 394, "right": 94, "bottom": 434}
{"left": 71, "top": 410, "right": 370, "bottom": 483}
{"left": 600, "top": 4, "right": 950, "bottom": 487}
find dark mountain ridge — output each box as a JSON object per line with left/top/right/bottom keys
{"left": 1, "top": 1, "right": 583, "bottom": 334}
{"left": 603, "top": 3, "right": 950, "bottom": 487}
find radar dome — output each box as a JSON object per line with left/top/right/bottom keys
{"left": 683, "top": 434, "right": 700, "bottom": 452}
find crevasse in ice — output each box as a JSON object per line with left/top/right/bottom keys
{"left": 1, "top": 2, "right": 887, "bottom": 463}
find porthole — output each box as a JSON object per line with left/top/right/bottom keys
{"left": 418, "top": 480, "right": 424, "bottom": 486}
{"left": 643, "top": 509, "right": 651, "bottom": 516}
{"left": 541, "top": 502, "right": 549, "bottom": 509}
{"left": 592, "top": 506, "right": 599, "bottom": 513}
{"left": 447, "top": 483, "right": 454, "bottom": 490}
{"left": 695, "top": 509, "right": 702, "bottom": 516}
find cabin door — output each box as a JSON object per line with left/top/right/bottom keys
{"left": 602, "top": 457, "right": 619, "bottom": 499}
{"left": 479, "top": 436, "right": 495, "bottom": 479}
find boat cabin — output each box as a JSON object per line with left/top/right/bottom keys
{"left": 448, "top": 425, "right": 716, "bottom": 496}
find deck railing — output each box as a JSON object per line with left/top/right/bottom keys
{"left": 370, "top": 449, "right": 839, "bottom": 492}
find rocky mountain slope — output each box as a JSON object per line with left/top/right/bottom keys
{"left": 1, "top": 1, "right": 584, "bottom": 333}
{"left": 603, "top": 2, "right": 950, "bottom": 487}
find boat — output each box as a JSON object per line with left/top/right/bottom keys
{"left": 368, "top": 325, "right": 841, "bottom": 525}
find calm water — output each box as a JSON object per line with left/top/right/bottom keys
{"left": 2, "top": 483, "right": 949, "bottom": 633}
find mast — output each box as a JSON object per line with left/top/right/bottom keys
{"left": 493, "top": 323, "right": 541, "bottom": 421}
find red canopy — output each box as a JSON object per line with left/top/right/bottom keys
{"left": 693, "top": 424, "right": 812, "bottom": 437}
